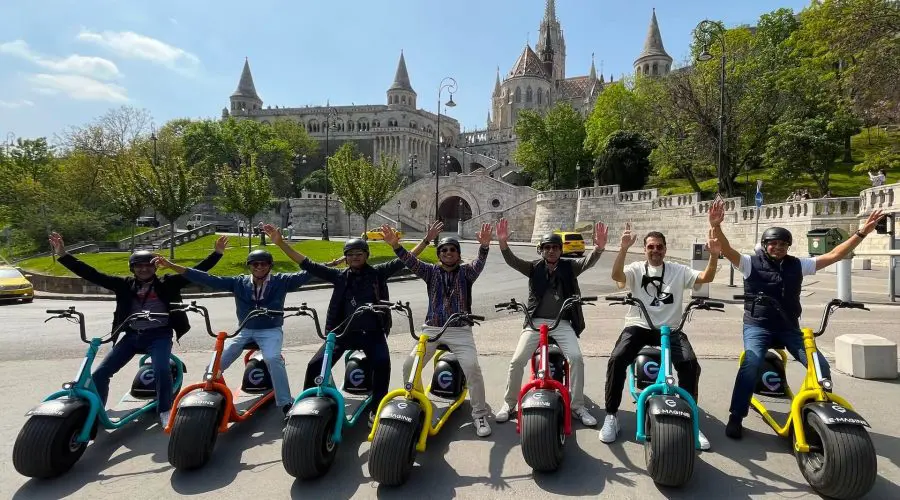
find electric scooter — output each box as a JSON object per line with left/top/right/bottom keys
{"left": 734, "top": 294, "right": 877, "bottom": 499}
{"left": 13, "top": 305, "right": 191, "bottom": 478}
{"left": 495, "top": 295, "right": 597, "bottom": 472}
{"left": 165, "top": 304, "right": 309, "bottom": 470}
{"left": 607, "top": 293, "right": 723, "bottom": 486}
{"left": 367, "top": 301, "right": 482, "bottom": 486}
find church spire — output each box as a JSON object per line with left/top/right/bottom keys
{"left": 492, "top": 66, "right": 501, "bottom": 97}
{"left": 543, "top": 0, "right": 556, "bottom": 23}
{"left": 638, "top": 8, "right": 670, "bottom": 60}
{"left": 589, "top": 53, "right": 597, "bottom": 81}
{"left": 389, "top": 50, "right": 415, "bottom": 92}
{"left": 231, "top": 57, "right": 260, "bottom": 99}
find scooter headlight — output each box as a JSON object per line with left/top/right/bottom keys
{"left": 62, "top": 382, "right": 73, "bottom": 390}
{"left": 314, "top": 376, "right": 324, "bottom": 385}
{"left": 404, "top": 382, "right": 413, "bottom": 391}
{"left": 664, "top": 376, "right": 676, "bottom": 387}
{"left": 204, "top": 373, "right": 214, "bottom": 381}
{"left": 821, "top": 379, "right": 833, "bottom": 391}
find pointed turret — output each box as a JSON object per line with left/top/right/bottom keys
{"left": 493, "top": 66, "right": 501, "bottom": 97}
{"left": 229, "top": 57, "right": 262, "bottom": 113}
{"left": 589, "top": 53, "right": 597, "bottom": 81}
{"left": 387, "top": 50, "right": 417, "bottom": 107}
{"left": 634, "top": 8, "right": 673, "bottom": 77}
{"left": 540, "top": 21, "right": 554, "bottom": 78}
{"left": 543, "top": 0, "right": 556, "bottom": 23}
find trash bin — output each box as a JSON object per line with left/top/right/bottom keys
{"left": 807, "top": 228, "right": 848, "bottom": 256}
{"left": 691, "top": 243, "right": 710, "bottom": 298}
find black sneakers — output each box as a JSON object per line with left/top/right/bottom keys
{"left": 725, "top": 414, "right": 743, "bottom": 439}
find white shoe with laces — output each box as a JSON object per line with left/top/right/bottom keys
{"left": 572, "top": 406, "right": 598, "bottom": 426}
{"left": 599, "top": 414, "right": 620, "bottom": 443}
{"left": 159, "top": 411, "right": 170, "bottom": 428}
{"left": 495, "top": 403, "right": 514, "bottom": 423}
{"left": 474, "top": 416, "right": 492, "bottom": 437}
{"left": 698, "top": 429, "right": 711, "bottom": 451}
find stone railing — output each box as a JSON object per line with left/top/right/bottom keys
{"left": 739, "top": 197, "right": 860, "bottom": 222}
{"left": 859, "top": 182, "right": 898, "bottom": 214}
{"left": 157, "top": 224, "right": 216, "bottom": 249}
{"left": 536, "top": 190, "right": 580, "bottom": 202}
{"left": 116, "top": 225, "right": 171, "bottom": 250}
{"left": 617, "top": 188, "right": 658, "bottom": 203}
{"left": 459, "top": 196, "right": 537, "bottom": 241}
{"left": 579, "top": 185, "right": 619, "bottom": 198}
{"left": 694, "top": 197, "right": 742, "bottom": 216}
{"left": 653, "top": 193, "right": 698, "bottom": 209}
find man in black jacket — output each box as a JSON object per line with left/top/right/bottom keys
{"left": 269, "top": 222, "right": 435, "bottom": 426}
{"left": 494, "top": 218, "right": 608, "bottom": 427}
{"left": 48, "top": 232, "right": 226, "bottom": 427}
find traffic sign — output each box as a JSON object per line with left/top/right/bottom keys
{"left": 755, "top": 191, "right": 763, "bottom": 208}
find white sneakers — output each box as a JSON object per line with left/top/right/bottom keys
{"left": 598, "top": 413, "right": 711, "bottom": 450}
{"left": 474, "top": 416, "right": 492, "bottom": 437}
{"left": 495, "top": 403, "right": 513, "bottom": 423}
{"left": 599, "top": 414, "right": 620, "bottom": 443}
{"left": 159, "top": 411, "right": 170, "bottom": 428}
{"left": 572, "top": 407, "right": 598, "bottom": 426}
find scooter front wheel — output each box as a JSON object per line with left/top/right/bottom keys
{"left": 520, "top": 405, "right": 565, "bottom": 472}
{"left": 167, "top": 406, "right": 220, "bottom": 470}
{"left": 282, "top": 413, "right": 338, "bottom": 479}
{"left": 368, "top": 418, "right": 420, "bottom": 486}
{"left": 13, "top": 406, "right": 90, "bottom": 478}
{"left": 795, "top": 411, "right": 876, "bottom": 499}
{"left": 644, "top": 412, "right": 695, "bottom": 487}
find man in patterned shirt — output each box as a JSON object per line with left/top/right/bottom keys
{"left": 382, "top": 221, "right": 495, "bottom": 437}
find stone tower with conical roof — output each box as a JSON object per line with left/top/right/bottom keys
{"left": 634, "top": 8, "right": 672, "bottom": 77}
{"left": 387, "top": 51, "right": 417, "bottom": 108}
{"left": 535, "top": 0, "right": 565, "bottom": 81}
{"left": 230, "top": 57, "right": 262, "bottom": 113}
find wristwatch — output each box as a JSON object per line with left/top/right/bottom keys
{"left": 855, "top": 230, "right": 867, "bottom": 239}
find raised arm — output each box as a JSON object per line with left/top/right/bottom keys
{"left": 265, "top": 224, "right": 308, "bottom": 266}
{"left": 573, "top": 221, "right": 608, "bottom": 276}
{"left": 695, "top": 228, "right": 721, "bottom": 284}
{"left": 382, "top": 224, "right": 436, "bottom": 280}
{"left": 708, "top": 199, "right": 741, "bottom": 268}
{"left": 815, "top": 209, "right": 885, "bottom": 270}
{"left": 153, "top": 255, "right": 239, "bottom": 292}
{"left": 464, "top": 223, "right": 493, "bottom": 281}
{"left": 50, "top": 232, "right": 124, "bottom": 290}
{"left": 496, "top": 218, "right": 532, "bottom": 276}
{"left": 611, "top": 223, "right": 636, "bottom": 287}
{"left": 164, "top": 235, "right": 228, "bottom": 288}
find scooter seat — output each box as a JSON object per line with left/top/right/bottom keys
{"left": 638, "top": 346, "right": 661, "bottom": 357}
{"left": 244, "top": 341, "right": 260, "bottom": 351}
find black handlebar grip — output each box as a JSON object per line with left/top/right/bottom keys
{"left": 470, "top": 315, "right": 486, "bottom": 321}
{"left": 605, "top": 296, "right": 625, "bottom": 301}
{"left": 494, "top": 302, "right": 510, "bottom": 308}
{"left": 580, "top": 296, "right": 598, "bottom": 301}
{"left": 46, "top": 309, "right": 67, "bottom": 314}
{"left": 284, "top": 307, "right": 300, "bottom": 312}
{"left": 733, "top": 295, "right": 749, "bottom": 300}
{"left": 705, "top": 301, "right": 725, "bottom": 308}
{"left": 844, "top": 301, "right": 867, "bottom": 309}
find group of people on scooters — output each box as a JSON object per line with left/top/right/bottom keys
{"left": 46, "top": 199, "right": 884, "bottom": 449}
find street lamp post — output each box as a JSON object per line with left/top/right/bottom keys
{"left": 696, "top": 20, "right": 727, "bottom": 197}
{"left": 323, "top": 104, "right": 339, "bottom": 241}
{"left": 575, "top": 162, "right": 581, "bottom": 188}
{"left": 434, "top": 77, "right": 457, "bottom": 246}
{"left": 396, "top": 200, "right": 401, "bottom": 231}
{"left": 408, "top": 154, "right": 418, "bottom": 184}
{"left": 294, "top": 154, "right": 307, "bottom": 197}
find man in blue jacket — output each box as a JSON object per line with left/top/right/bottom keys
{"left": 267, "top": 222, "right": 435, "bottom": 426}
{"left": 153, "top": 247, "right": 311, "bottom": 414}
{"left": 48, "top": 232, "right": 227, "bottom": 427}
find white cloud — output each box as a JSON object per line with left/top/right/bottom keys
{"left": 28, "top": 74, "right": 128, "bottom": 102}
{"left": 0, "top": 40, "right": 120, "bottom": 80}
{"left": 0, "top": 99, "right": 35, "bottom": 108}
{"left": 169, "top": 18, "right": 178, "bottom": 25}
{"left": 77, "top": 29, "right": 199, "bottom": 72}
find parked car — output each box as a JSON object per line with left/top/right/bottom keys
{"left": 0, "top": 266, "right": 34, "bottom": 303}
{"left": 553, "top": 230, "right": 585, "bottom": 256}
{"left": 362, "top": 227, "right": 403, "bottom": 241}
{"left": 136, "top": 216, "right": 160, "bottom": 228}
{"left": 185, "top": 213, "right": 237, "bottom": 232}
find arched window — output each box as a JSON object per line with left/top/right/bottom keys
{"left": 652, "top": 63, "right": 658, "bottom": 75}
{"left": 409, "top": 121, "right": 417, "bottom": 129}
{"left": 526, "top": 87, "right": 533, "bottom": 102}
{"left": 514, "top": 87, "right": 521, "bottom": 103}
{"left": 401, "top": 96, "right": 406, "bottom": 104}
{"left": 537, "top": 88, "right": 542, "bottom": 104}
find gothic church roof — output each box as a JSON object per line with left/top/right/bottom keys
{"left": 508, "top": 45, "right": 547, "bottom": 79}
{"left": 556, "top": 76, "right": 602, "bottom": 100}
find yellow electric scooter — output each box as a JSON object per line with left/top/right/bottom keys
{"left": 734, "top": 294, "right": 877, "bottom": 500}
{"left": 366, "top": 301, "right": 483, "bottom": 486}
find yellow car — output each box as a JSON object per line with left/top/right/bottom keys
{"left": 0, "top": 266, "right": 34, "bottom": 303}
{"left": 554, "top": 231, "right": 586, "bottom": 257}
{"left": 361, "top": 228, "right": 403, "bottom": 241}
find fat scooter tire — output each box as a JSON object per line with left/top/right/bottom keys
{"left": 644, "top": 413, "right": 695, "bottom": 487}
{"left": 521, "top": 405, "right": 565, "bottom": 472}
{"left": 167, "top": 406, "right": 220, "bottom": 470}
{"left": 282, "top": 413, "right": 338, "bottom": 479}
{"left": 368, "top": 417, "right": 420, "bottom": 486}
{"left": 795, "top": 411, "right": 876, "bottom": 500}
{"left": 13, "top": 406, "right": 89, "bottom": 478}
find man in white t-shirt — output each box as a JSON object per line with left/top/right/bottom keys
{"left": 599, "top": 202, "right": 723, "bottom": 450}
{"left": 713, "top": 208, "right": 886, "bottom": 440}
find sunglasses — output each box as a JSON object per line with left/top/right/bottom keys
{"left": 766, "top": 240, "right": 790, "bottom": 248}
{"left": 645, "top": 244, "right": 665, "bottom": 251}
{"left": 439, "top": 247, "right": 458, "bottom": 254}
{"left": 541, "top": 245, "right": 562, "bottom": 251}
{"left": 249, "top": 262, "right": 271, "bottom": 268}
{"left": 345, "top": 252, "right": 366, "bottom": 258}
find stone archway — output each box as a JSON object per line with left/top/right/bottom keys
{"left": 438, "top": 196, "right": 472, "bottom": 232}
{"left": 445, "top": 156, "right": 462, "bottom": 174}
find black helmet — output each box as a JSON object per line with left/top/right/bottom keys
{"left": 761, "top": 227, "right": 793, "bottom": 246}
{"left": 436, "top": 237, "right": 461, "bottom": 254}
{"left": 343, "top": 238, "right": 369, "bottom": 255}
{"left": 129, "top": 250, "right": 155, "bottom": 271}
{"left": 538, "top": 233, "right": 563, "bottom": 249}
{"left": 246, "top": 250, "right": 274, "bottom": 265}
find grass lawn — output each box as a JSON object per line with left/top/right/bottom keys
{"left": 18, "top": 235, "right": 439, "bottom": 277}
{"left": 648, "top": 127, "right": 898, "bottom": 202}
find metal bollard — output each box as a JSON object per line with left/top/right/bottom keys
{"left": 836, "top": 258, "right": 852, "bottom": 302}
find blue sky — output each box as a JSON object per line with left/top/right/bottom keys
{"left": 0, "top": 0, "right": 810, "bottom": 142}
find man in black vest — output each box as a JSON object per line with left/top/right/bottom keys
{"left": 494, "top": 218, "right": 609, "bottom": 427}
{"left": 271, "top": 223, "right": 436, "bottom": 426}
{"left": 714, "top": 208, "right": 885, "bottom": 439}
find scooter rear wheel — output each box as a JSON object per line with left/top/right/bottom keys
{"left": 521, "top": 405, "right": 565, "bottom": 472}
{"left": 644, "top": 412, "right": 695, "bottom": 487}
{"left": 795, "top": 411, "right": 876, "bottom": 500}
{"left": 282, "top": 413, "right": 338, "bottom": 479}
{"left": 13, "top": 406, "right": 89, "bottom": 478}
{"left": 368, "top": 418, "right": 420, "bottom": 486}
{"left": 167, "top": 406, "right": 220, "bottom": 470}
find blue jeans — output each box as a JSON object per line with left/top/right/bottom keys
{"left": 221, "top": 327, "right": 292, "bottom": 406}
{"left": 729, "top": 323, "right": 831, "bottom": 418}
{"left": 92, "top": 330, "right": 174, "bottom": 414}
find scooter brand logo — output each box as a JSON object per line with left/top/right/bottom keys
{"left": 831, "top": 403, "right": 846, "bottom": 413}
{"left": 247, "top": 368, "right": 265, "bottom": 386}
{"left": 643, "top": 361, "right": 659, "bottom": 379}
{"left": 531, "top": 391, "right": 543, "bottom": 399}
{"left": 437, "top": 371, "right": 454, "bottom": 389}
{"left": 139, "top": 369, "right": 156, "bottom": 385}
{"left": 762, "top": 371, "right": 782, "bottom": 391}
{"left": 396, "top": 402, "right": 408, "bottom": 410}
{"left": 348, "top": 368, "right": 365, "bottom": 386}
{"left": 665, "top": 398, "right": 677, "bottom": 408}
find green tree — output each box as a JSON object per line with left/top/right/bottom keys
{"left": 328, "top": 143, "right": 401, "bottom": 230}
{"left": 215, "top": 159, "right": 272, "bottom": 253}
{"left": 584, "top": 82, "right": 641, "bottom": 155}
{"left": 514, "top": 103, "right": 591, "bottom": 189}
{"left": 764, "top": 116, "right": 845, "bottom": 195}
{"left": 10, "top": 137, "right": 55, "bottom": 182}
{"left": 594, "top": 131, "right": 654, "bottom": 191}
{"left": 297, "top": 169, "right": 330, "bottom": 194}
{"left": 101, "top": 155, "right": 148, "bottom": 251}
